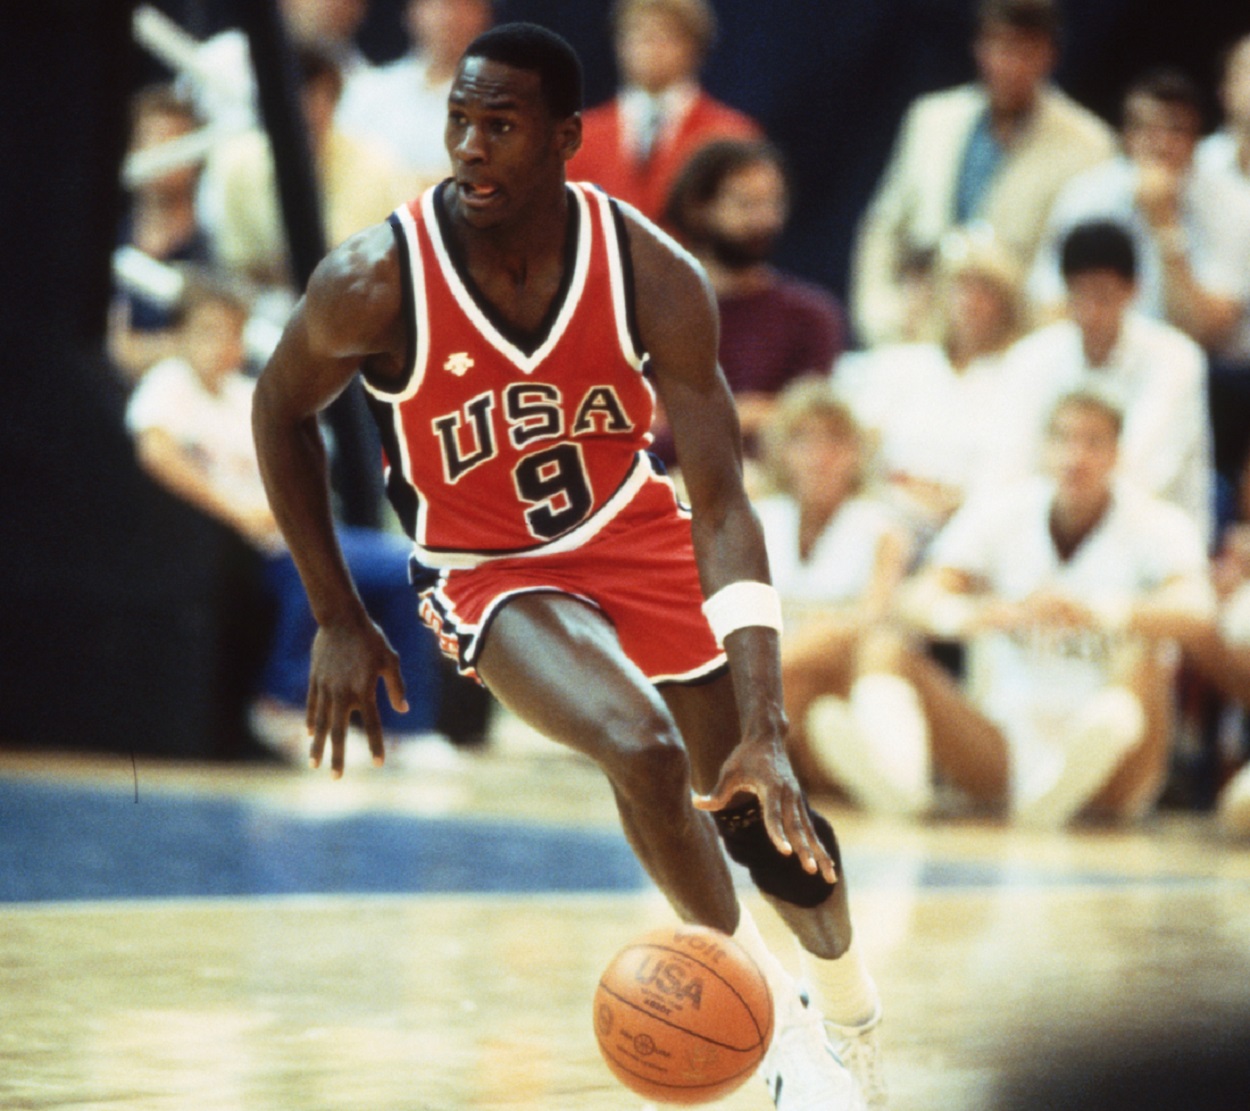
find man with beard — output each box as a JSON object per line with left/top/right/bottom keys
{"left": 663, "top": 138, "right": 848, "bottom": 463}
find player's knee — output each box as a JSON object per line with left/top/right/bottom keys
{"left": 713, "top": 800, "right": 841, "bottom": 909}
{"left": 599, "top": 714, "right": 691, "bottom": 807}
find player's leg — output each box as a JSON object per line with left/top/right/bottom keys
{"left": 663, "top": 673, "right": 884, "bottom": 1108}
{"left": 662, "top": 671, "right": 853, "bottom": 958}
{"left": 475, "top": 590, "right": 739, "bottom": 932}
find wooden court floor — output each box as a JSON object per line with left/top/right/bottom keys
{"left": 3, "top": 734, "right": 1250, "bottom": 1110}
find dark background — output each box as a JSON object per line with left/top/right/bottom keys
{"left": 2, "top": 0, "right": 1248, "bottom": 756}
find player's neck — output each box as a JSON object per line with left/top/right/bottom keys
{"left": 452, "top": 185, "right": 569, "bottom": 271}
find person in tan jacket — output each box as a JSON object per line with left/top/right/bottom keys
{"left": 851, "top": 0, "right": 1114, "bottom": 347}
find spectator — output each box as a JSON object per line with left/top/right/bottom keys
{"left": 1002, "top": 220, "right": 1214, "bottom": 542}
{"left": 124, "top": 273, "right": 445, "bottom": 759}
{"left": 201, "top": 45, "right": 409, "bottom": 289}
{"left": 568, "top": 0, "right": 761, "bottom": 224}
{"left": 750, "top": 379, "right": 917, "bottom": 800}
{"left": 851, "top": 0, "right": 1114, "bottom": 347}
{"left": 1029, "top": 68, "right": 1250, "bottom": 362}
{"left": 890, "top": 391, "right": 1215, "bottom": 826}
{"left": 337, "top": 0, "right": 495, "bottom": 193}
{"left": 178, "top": 0, "right": 374, "bottom": 135}
{"left": 110, "top": 85, "right": 213, "bottom": 383}
{"left": 660, "top": 138, "right": 848, "bottom": 464}
{"left": 835, "top": 229, "right": 1026, "bottom": 543}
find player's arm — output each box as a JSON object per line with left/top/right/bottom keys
{"left": 624, "top": 209, "right": 834, "bottom": 883}
{"left": 252, "top": 222, "right": 409, "bottom": 775}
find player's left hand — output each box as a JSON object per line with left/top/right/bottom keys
{"left": 693, "top": 739, "right": 837, "bottom": 885}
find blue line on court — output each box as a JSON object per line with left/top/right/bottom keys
{"left": 1, "top": 780, "right": 1238, "bottom": 904}
{"left": 0, "top": 779, "right": 649, "bottom": 903}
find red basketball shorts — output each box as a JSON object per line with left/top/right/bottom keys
{"left": 415, "top": 472, "right": 727, "bottom": 684}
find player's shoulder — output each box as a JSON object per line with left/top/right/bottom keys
{"left": 304, "top": 220, "right": 403, "bottom": 354}
{"left": 605, "top": 193, "right": 715, "bottom": 309}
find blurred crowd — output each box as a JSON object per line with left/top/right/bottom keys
{"left": 109, "top": 0, "right": 1250, "bottom": 834}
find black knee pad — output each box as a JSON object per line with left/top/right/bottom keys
{"left": 713, "top": 799, "right": 840, "bottom": 909}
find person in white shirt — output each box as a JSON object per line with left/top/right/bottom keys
{"left": 893, "top": 391, "right": 1215, "bottom": 826}
{"left": 1003, "top": 219, "right": 1214, "bottom": 542}
{"left": 336, "top": 0, "right": 495, "bottom": 192}
{"left": 126, "top": 274, "right": 444, "bottom": 755}
{"left": 1029, "top": 68, "right": 1250, "bottom": 364}
{"left": 750, "top": 378, "right": 915, "bottom": 799}
{"left": 835, "top": 229, "right": 1027, "bottom": 544}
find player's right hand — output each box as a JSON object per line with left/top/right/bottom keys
{"left": 306, "top": 616, "right": 408, "bottom": 778}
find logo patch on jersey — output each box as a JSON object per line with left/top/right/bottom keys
{"left": 443, "top": 352, "right": 475, "bottom": 377}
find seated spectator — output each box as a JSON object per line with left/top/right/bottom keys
{"left": 568, "top": 0, "right": 761, "bottom": 224}
{"left": 659, "top": 138, "right": 848, "bottom": 465}
{"left": 835, "top": 229, "right": 1026, "bottom": 542}
{"left": 1029, "top": 68, "right": 1250, "bottom": 363}
{"left": 851, "top": 0, "right": 1115, "bottom": 347}
{"left": 201, "top": 45, "right": 408, "bottom": 289}
{"left": 880, "top": 392, "right": 1215, "bottom": 826}
{"left": 110, "top": 85, "right": 214, "bottom": 383}
{"left": 750, "top": 378, "right": 914, "bottom": 793}
{"left": 124, "top": 273, "right": 445, "bottom": 760}
{"left": 337, "top": 0, "right": 494, "bottom": 193}
{"left": 1002, "top": 220, "right": 1214, "bottom": 542}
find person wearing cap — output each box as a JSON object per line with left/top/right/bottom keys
{"left": 568, "top": 0, "right": 762, "bottom": 224}
{"left": 834, "top": 229, "right": 1027, "bottom": 545}
{"left": 851, "top": 0, "right": 1114, "bottom": 348}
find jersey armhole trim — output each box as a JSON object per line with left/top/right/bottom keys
{"left": 362, "top": 207, "right": 425, "bottom": 401}
{"left": 604, "top": 194, "right": 648, "bottom": 370}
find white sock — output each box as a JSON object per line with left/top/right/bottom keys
{"left": 849, "top": 672, "right": 931, "bottom": 796}
{"left": 733, "top": 904, "right": 799, "bottom": 1012}
{"left": 806, "top": 937, "right": 881, "bottom": 1029}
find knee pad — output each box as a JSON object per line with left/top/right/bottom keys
{"left": 713, "top": 799, "right": 841, "bottom": 909}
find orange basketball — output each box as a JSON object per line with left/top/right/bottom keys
{"left": 593, "top": 923, "right": 774, "bottom": 1104}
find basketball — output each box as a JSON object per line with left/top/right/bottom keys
{"left": 593, "top": 923, "right": 774, "bottom": 1104}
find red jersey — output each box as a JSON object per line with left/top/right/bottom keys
{"left": 363, "top": 182, "right": 657, "bottom": 569}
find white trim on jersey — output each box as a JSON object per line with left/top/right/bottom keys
{"left": 409, "top": 451, "right": 654, "bottom": 569}
{"left": 585, "top": 186, "right": 646, "bottom": 373}
{"left": 421, "top": 185, "right": 594, "bottom": 377}
{"left": 363, "top": 203, "right": 430, "bottom": 405}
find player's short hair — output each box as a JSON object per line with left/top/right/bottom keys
{"left": 1123, "top": 67, "right": 1204, "bottom": 131}
{"left": 1060, "top": 220, "right": 1137, "bottom": 284}
{"left": 761, "top": 375, "right": 866, "bottom": 496}
{"left": 976, "top": 0, "right": 1061, "bottom": 41}
{"left": 612, "top": 0, "right": 718, "bottom": 59}
{"left": 1048, "top": 389, "right": 1124, "bottom": 440}
{"left": 462, "top": 22, "right": 583, "bottom": 118}
{"left": 663, "top": 138, "right": 787, "bottom": 240}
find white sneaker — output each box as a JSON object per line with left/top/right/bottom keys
{"left": 807, "top": 692, "right": 931, "bottom": 817}
{"left": 761, "top": 991, "right": 867, "bottom": 1110}
{"left": 1014, "top": 687, "right": 1144, "bottom": 828}
{"left": 827, "top": 1004, "right": 888, "bottom": 1109}
{"left": 1218, "top": 763, "right": 1250, "bottom": 837}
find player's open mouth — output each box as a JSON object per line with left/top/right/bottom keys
{"left": 459, "top": 181, "right": 501, "bottom": 206}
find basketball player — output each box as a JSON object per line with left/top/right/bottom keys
{"left": 252, "top": 22, "right": 881, "bottom": 1110}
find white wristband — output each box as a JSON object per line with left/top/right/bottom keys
{"left": 702, "top": 581, "right": 783, "bottom": 646}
